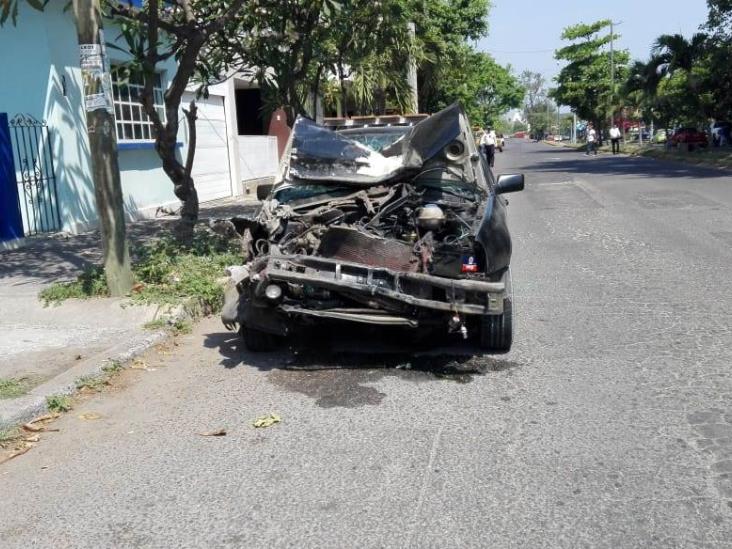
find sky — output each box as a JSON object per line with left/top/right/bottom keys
{"left": 478, "top": 0, "right": 710, "bottom": 83}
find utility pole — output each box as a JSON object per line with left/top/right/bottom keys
{"left": 609, "top": 20, "right": 623, "bottom": 130}
{"left": 72, "top": 0, "right": 133, "bottom": 296}
{"left": 407, "top": 22, "right": 419, "bottom": 114}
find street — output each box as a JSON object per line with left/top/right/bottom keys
{"left": 2, "top": 141, "right": 732, "bottom": 548}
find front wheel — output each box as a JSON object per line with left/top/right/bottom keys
{"left": 240, "top": 326, "right": 279, "bottom": 352}
{"left": 480, "top": 270, "right": 513, "bottom": 352}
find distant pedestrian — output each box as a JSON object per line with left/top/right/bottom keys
{"left": 480, "top": 126, "right": 497, "bottom": 167}
{"left": 610, "top": 124, "right": 622, "bottom": 154}
{"left": 586, "top": 124, "right": 598, "bottom": 156}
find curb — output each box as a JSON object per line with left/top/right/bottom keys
{"left": 0, "top": 300, "right": 197, "bottom": 431}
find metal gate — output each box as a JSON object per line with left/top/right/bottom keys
{"left": 10, "top": 114, "right": 60, "bottom": 235}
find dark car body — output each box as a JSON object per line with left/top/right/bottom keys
{"left": 670, "top": 127, "right": 709, "bottom": 147}
{"left": 220, "top": 104, "right": 523, "bottom": 351}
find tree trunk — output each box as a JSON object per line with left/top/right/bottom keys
{"left": 72, "top": 0, "right": 133, "bottom": 296}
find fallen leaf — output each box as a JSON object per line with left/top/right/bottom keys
{"left": 131, "top": 282, "right": 145, "bottom": 293}
{"left": 198, "top": 429, "right": 227, "bottom": 437}
{"left": 252, "top": 414, "right": 281, "bottom": 429}
{"left": 78, "top": 412, "right": 102, "bottom": 421}
{"left": 0, "top": 443, "right": 33, "bottom": 465}
{"left": 75, "top": 354, "right": 83, "bottom": 360}
{"left": 22, "top": 423, "right": 43, "bottom": 433}
{"left": 29, "top": 413, "right": 60, "bottom": 424}
{"left": 131, "top": 359, "right": 148, "bottom": 370}
{"left": 24, "top": 435, "right": 40, "bottom": 443}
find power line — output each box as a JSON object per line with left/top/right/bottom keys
{"left": 484, "top": 48, "right": 556, "bottom": 54}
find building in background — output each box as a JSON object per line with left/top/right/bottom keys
{"left": 0, "top": 1, "right": 278, "bottom": 248}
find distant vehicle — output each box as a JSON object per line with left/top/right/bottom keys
{"left": 497, "top": 133, "right": 505, "bottom": 151}
{"left": 653, "top": 129, "right": 667, "bottom": 144}
{"left": 669, "top": 127, "right": 708, "bottom": 148}
{"left": 710, "top": 121, "right": 731, "bottom": 146}
{"left": 514, "top": 131, "right": 526, "bottom": 139}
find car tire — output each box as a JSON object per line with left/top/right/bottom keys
{"left": 240, "top": 326, "right": 279, "bottom": 352}
{"left": 480, "top": 270, "right": 513, "bottom": 352}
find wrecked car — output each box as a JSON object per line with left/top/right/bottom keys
{"left": 219, "top": 103, "right": 524, "bottom": 352}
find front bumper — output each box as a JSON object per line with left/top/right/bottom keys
{"left": 242, "top": 254, "right": 505, "bottom": 330}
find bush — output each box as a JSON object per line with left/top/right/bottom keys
{"left": 40, "top": 229, "right": 241, "bottom": 314}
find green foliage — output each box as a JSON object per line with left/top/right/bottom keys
{"left": 40, "top": 229, "right": 240, "bottom": 314}
{"left": 0, "top": 378, "right": 29, "bottom": 399}
{"left": 422, "top": 44, "right": 523, "bottom": 126}
{"left": 130, "top": 230, "right": 240, "bottom": 313}
{"left": 46, "top": 394, "right": 73, "bottom": 413}
{"left": 144, "top": 317, "right": 193, "bottom": 335}
{"left": 102, "top": 360, "right": 123, "bottom": 374}
{"left": 552, "top": 19, "right": 629, "bottom": 130}
{"left": 75, "top": 375, "right": 108, "bottom": 392}
{"left": 39, "top": 266, "right": 108, "bottom": 305}
{"left": 0, "top": 427, "right": 21, "bottom": 446}
{"left": 706, "top": 0, "right": 732, "bottom": 38}
{"left": 622, "top": 1, "right": 732, "bottom": 129}
{"left": 0, "top": 0, "right": 48, "bottom": 26}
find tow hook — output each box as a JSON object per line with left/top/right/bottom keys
{"left": 448, "top": 314, "right": 469, "bottom": 340}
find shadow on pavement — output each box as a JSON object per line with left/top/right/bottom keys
{"left": 520, "top": 147, "right": 731, "bottom": 181}
{"left": 0, "top": 200, "right": 259, "bottom": 285}
{"left": 204, "top": 327, "right": 521, "bottom": 408}
{"left": 204, "top": 327, "right": 520, "bottom": 377}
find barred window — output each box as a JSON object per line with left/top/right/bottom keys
{"left": 111, "top": 67, "right": 166, "bottom": 142}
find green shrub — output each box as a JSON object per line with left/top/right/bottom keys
{"left": 46, "top": 394, "right": 73, "bottom": 413}
{"left": 0, "top": 378, "right": 28, "bottom": 399}
{"left": 39, "top": 229, "right": 241, "bottom": 314}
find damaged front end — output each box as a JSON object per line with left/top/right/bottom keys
{"left": 220, "top": 104, "right": 519, "bottom": 351}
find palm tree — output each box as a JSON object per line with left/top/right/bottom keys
{"left": 652, "top": 33, "right": 708, "bottom": 75}
{"left": 651, "top": 33, "right": 710, "bottom": 123}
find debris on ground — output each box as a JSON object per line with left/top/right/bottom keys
{"left": 78, "top": 412, "right": 103, "bottom": 421}
{"left": 252, "top": 414, "right": 281, "bottom": 428}
{"left": 0, "top": 442, "right": 33, "bottom": 464}
{"left": 198, "top": 428, "right": 227, "bottom": 437}
{"left": 21, "top": 413, "right": 61, "bottom": 433}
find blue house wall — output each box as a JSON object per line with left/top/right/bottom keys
{"left": 0, "top": 1, "right": 182, "bottom": 235}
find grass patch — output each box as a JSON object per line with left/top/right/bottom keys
{"left": 39, "top": 266, "right": 108, "bottom": 304}
{"left": 40, "top": 228, "right": 241, "bottom": 313}
{"left": 46, "top": 394, "right": 73, "bottom": 413}
{"left": 0, "top": 378, "right": 29, "bottom": 399}
{"left": 75, "top": 375, "right": 108, "bottom": 392}
{"left": 637, "top": 146, "right": 732, "bottom": 170}
{"left": 144, "top": 317, "right": 193, "bottom": 335}
{"left": 143, "top": 318, "right": 169, "bottom": 331}
{"left": 0, "top": 427, "right": 22, "bottom": 448}
{"left": 102, "top": 360, "right": 123, "bottom": 375}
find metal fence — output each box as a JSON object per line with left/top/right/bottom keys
{"left": 10, "top": 113, "right": 60, "bottom": 236}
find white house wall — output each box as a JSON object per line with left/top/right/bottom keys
{"left": 0, "top": 2, "right": 218, "bottom": 235}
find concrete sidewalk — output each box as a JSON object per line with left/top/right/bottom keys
{"left": 0, "top": 197, "right": 257, "bottom": 428}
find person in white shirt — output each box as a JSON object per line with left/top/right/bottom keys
{"left": 609, "top": 124, "right": 622, "bottom": 154}
{"left": 480, "top": 127, "right": 497, "bottom": 167}
{"left": 585, "top": 124, "right": 598, "bottom": 156}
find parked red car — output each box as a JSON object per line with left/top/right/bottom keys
{"left": 670, "top": 127, "right": 709, "bottom": 148}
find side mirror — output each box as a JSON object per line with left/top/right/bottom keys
{"left": 256, "top": 183, "right": 274, "bottom": 201}
{"left": 495, "top": 173, "right": 524, "bottom": 195}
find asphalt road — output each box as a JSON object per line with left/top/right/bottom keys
{"left": 2, "top": 142, "right": 732, "bottom": 548}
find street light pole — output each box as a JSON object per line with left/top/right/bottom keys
{"left": 609, "top": 20, "right": 623, "bottom": 129}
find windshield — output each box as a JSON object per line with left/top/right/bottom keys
{"left": 337, "top": 129, "right": 408, "bottom": 152}
{"left": 287, "top": 103, "right": 467, "bottom": 186}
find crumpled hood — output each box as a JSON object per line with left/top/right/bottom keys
{"left": 288, "top": 103, "right": 467, "bottom": 186}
